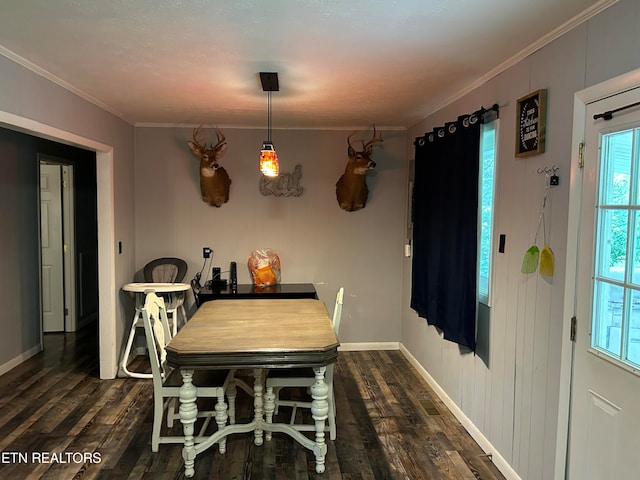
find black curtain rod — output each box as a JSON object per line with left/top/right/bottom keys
{"left": 593, "top": 100, "right": 640, "bottom": 121}
{"left": 482, "top": 103, "right": 499, "bottom": 122}
{"left": 484, "top": 103, "right": 500, "bottom": 115}
{"left": 413, "top": 104, "right": 499, "bottom": 146}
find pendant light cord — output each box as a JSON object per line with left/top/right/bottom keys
{"left": 267, "top": 90, "right": 272, "bottom": 143}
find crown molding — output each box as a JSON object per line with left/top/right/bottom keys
{"left": 412, "top": 0, "right": 619, "bottom": 127}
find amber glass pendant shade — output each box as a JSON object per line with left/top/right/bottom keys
{"left": 259, "top": 142, "right": 279, "bottom": 177}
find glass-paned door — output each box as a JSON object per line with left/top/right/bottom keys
{"left": 568, "top": 85, "right": 640, "bottom": 480}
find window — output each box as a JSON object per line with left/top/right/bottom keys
{"left": 592, "top": 126, "right": 640, "bottom": 368}
{"left": 478, "top": 120, "right": 497, "bottom": 305}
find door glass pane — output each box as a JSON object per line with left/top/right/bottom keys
{"left": 592, "top": 281, "right": 623, "bottom": 356}
{"left": 595, "top": 208, "right": 628, "bottom": 282}
{"left": 627, "top": 288, "right": 640, "bottom": 365}
{"left": 633, "top": 210, "right": 640, "bottom": 285}
{"left": 600, "top": 130, "right": 632, "bottom": 205}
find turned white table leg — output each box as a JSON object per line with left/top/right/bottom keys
{"left": 253, "top": 368, "right": 264, "bottom": 446}
{"left": 179, "top": 369, "right": 198, "bottom": 478}
{"left": 214, "top": 389, "right": 228, "bottom": 453}
{"left": 264, "top": 383, "right": 276, "bottom": 441}
{"left": 311, "top": 366, "right": 329, "bottom": 474}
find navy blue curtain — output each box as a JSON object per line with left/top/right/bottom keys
{"left": 410, "top": 110, "right": 483, "bottom": 351}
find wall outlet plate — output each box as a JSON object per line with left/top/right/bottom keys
{"left": 203, "top": 247, "right": 212, "bottom": 258}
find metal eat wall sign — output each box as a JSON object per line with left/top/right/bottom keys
{"left": 259, "top": 164, "right": 303, "bottom": 197}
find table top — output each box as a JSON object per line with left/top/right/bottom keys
{"left": 122, "top": 282, "right": 191, "bottom": 293}
{"left": 166, "top": 298, "right": 339, "bottom": 370}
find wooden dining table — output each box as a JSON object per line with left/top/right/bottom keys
{"left": 165, "top": 298, "right": 340, "bottom": 477}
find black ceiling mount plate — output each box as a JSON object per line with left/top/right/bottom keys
{"left": 260, "top": 72, "right": 279, "bottom": 92}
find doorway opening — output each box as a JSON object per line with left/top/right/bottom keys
{"left": 1, "top": 109, "right": 117, "bottom": 379}
{"left": 39, "top": 153, "right": 99, "bottom": 335}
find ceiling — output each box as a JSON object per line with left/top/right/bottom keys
{"left": 0, "top": 0, "right": 612, "bottom": 129}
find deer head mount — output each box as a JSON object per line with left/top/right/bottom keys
{"left": 336, "top": 126, "right": 383, "bottom": 212}
{"left": 187, "top": 125, "right": 231, "bottom": 207}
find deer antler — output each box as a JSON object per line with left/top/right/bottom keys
{"left": 347, "top": 130, "right": 364, "bottom": 149}
{"left": 362, "top": 125, "right": 383, "bottom": 151}
{"left": 189, "top": 125, "right": 206, "bottom": 153}
{"left": 347, "top": 126, "right": 383, "bottom": 151}
{"left": 190, "top": 125, "right": 226, "bottom": 152}
{"left": 213, "top": 127, "right": 226, "bottom": 150}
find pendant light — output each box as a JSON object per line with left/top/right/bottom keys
{"left": 259, "top": 72, "right": 279, "bottom": 177}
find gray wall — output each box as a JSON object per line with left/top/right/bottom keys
{"left": 134, "top": 127, "right": 407, "bottom": 343}
{"left": 0, "top": 53, "right": 136, "bottom": 375}
{"left": 0, "top": 128, "right": 40, "bottom": 363}
{"left": 401, "top": 1, "right": 640, "bottom": 479}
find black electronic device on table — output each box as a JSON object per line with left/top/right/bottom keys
{"left": 229, "top": 261, "right": 237, "bottom": 291}
{"left": 212, "top": 267, "right": 221, "bottom": 280}
{"left": 208, "top": 266, "right": 227, "bottom": 290}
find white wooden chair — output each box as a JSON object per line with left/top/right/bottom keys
{"left": 141, "top": 291, "right": 237, "bottom": 453}
{"left": 265, "top": 287, "right": 344, "bottom": 440}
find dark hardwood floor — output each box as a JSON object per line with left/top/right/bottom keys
{"left": 0, "top": 324, "right": 505, "bottom": 479}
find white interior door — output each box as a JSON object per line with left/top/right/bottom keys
{"left": 568, "top": 87, "right": 640, "bottom": 479}
{"left": 40, "top": 163, "right": 65, "bottom": 332}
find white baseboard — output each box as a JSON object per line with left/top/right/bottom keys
{"left": 0, "top": 344, "right": 42, "bottom": 377}
{"left": 399, "top": 343, "right": 521, "bottom": 480}
{"left": 339, "top": 342, "right": 400, "bottom": 351}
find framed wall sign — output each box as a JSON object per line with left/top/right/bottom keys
{"left": 515, "top": 89, "right": 547, "bottom": 157}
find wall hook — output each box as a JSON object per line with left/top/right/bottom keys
{"left": 537, "top": 165, "right": 559, "bottom": 186}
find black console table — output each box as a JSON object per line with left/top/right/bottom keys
{"left": 196, "top": 283, "right": 317, "bottom": 305}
